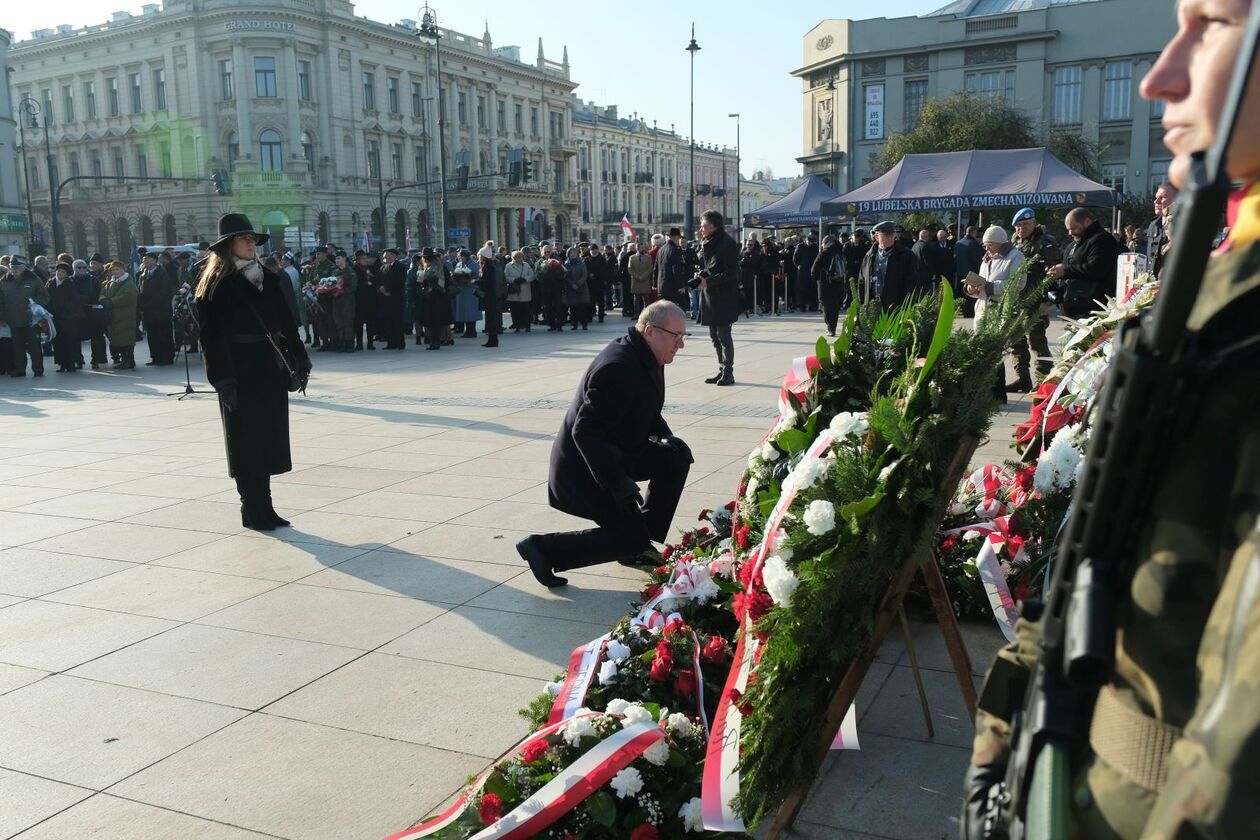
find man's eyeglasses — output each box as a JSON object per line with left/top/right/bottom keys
{"left": 653, "top": 324, "right": 688, "bottom": 344}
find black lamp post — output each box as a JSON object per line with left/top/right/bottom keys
{"left": 418, "top": 4, "right": 448, "bottom": 250}
{"left": 685, "top": 24, "right": 700, "bottom": 240}
{"left": 16, "top": 96, "right": 38, "bottom": 255}
{"left": 729, "top": 112, "right": 740, "bottom": 242}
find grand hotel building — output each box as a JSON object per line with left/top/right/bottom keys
{"left": 7, "top": 0, "right": 736, "bottom": 257}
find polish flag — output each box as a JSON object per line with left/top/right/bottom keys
{"left": 619, "top": 214, "right": 636, "bottom": 240}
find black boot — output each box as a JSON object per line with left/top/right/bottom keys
{"left": 260, "top": 474, "right": 290, "bottom": 527}
{"left": 237, "top": 475, "right": 276, "bottom": 531}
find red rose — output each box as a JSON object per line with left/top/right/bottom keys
{"left": 674, "top": 668, "right": 697, "bottom": 696}
{"left": 641, "top": 583, "right": 663, "bottom": 602}
{"left": 649, "top": 654, "right": 674, "bottom": 681}
{"left": 701, "top": 635, "right": 727, "bottom": 664}
{"left": 698, "top": 526, "right": 711, "bottom": 536}
{"left": 655, "top": 640, "right": 673, "bottom": 659}
{"left": 520, "top": 739, "right": 548, "bottom": 764}
{"left": 663, "top": 616, "right": 686, "bottom": 635}
{"left": 725, "top": 500, "right": 737, "bottom": 512}
{"left": 478, "top": 793, "right": 503, "bottom": 825}
{"left": 680, "top": 532, "right": 695, "bottom": 549}
{"left": 729, "top": 688, "right": 754, "bottom": 716}
{"left": 941, "top": 535, "right": 958, "bottom": 552}
{"left": 1014, "top": 466, "right": 1036, "bottom": 492}
{"left": 654, "top": 565, "right": 667, "bottom": 576}
{"left": 630, "top": 825, "right": 660, "bottom": 840}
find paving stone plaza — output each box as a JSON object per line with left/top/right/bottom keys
{"left": 0, "top": 312, "right": 1023, "bottom": 839}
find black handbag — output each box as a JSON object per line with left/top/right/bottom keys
{"left": 247, "top": 303, "right": 309, "bottom": 394}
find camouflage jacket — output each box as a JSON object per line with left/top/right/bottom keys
{"left": 971, "top": 235, "right": 1260, "bottom": 838}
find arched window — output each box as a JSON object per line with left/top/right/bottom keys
{"left": 138, "top": 216, "right": 154, "bottom": 245}
{"left": 73, "top": 220, "right": 89, "bottom": 258}
{"left": 259, "top": 130, "right": 283, "bottom": 171}
{"left": 317, "top": 211, "right": 331, "bottom": 246}
{"left": 114, "top": 217, "right": 130, "bottom": 260}
{"left": 95, "top": 219, "right": 111, "bottom": 258}
{"left": 163, "top": 213, "right": 177, "bottom": 244}
{"left": 394, "top": 208, "right": 408, "bottom": 249}
{"left": 226, "top": 132, "right": 239, "bottom": 169}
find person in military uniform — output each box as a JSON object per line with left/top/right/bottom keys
{"left": 0, "top": 257, "right": 51, "bottom": 377}
{"left": 964, "top": 2, "right": 1260, "bottom": 837}
{"left": 1010, "top": 207, "right": 1062, "bottom": 390}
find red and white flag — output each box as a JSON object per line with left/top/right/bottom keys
{"left": 619, "top": 214, "right": 636, "bottom": 240}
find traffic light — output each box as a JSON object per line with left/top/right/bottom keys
{"left": 211, "top": 169, "right": 230, "bottom": 196}
{"left": 522, "top": 160, "right": 534, "bottom": 183}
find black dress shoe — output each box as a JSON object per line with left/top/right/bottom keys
{"left": 704, "top": 372, "right": 724, "bottom": 384}
{"left": 716, "top": 373, "right": 735, "bottom": 386}
{"left": 240, "top": 505, "right": 276, "bottom": 531}
{"left": 516, "top": 536, "right": 567, "bottom": 588}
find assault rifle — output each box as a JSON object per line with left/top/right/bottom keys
{"left": 981, "top": 6, "right": 1260, "bottom": 838}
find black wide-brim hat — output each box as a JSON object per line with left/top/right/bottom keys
{"left": 212, "top": 213, "right": 270, "bottom": 249}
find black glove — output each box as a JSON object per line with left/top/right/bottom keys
{"left": 610, "top": 477, "right": 644, "bottom": 518}
{"left": 660, "top": 436, "right": 694, "bottom": 465}
{"left": 217, "top": 384, "right": 239, "bottom": 412}
{"left": 961, "top": 762, "right": 1006, "bottom": 840}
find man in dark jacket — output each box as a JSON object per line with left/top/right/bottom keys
{"left": 955, "top": 225, "right": 984, "bottom": 317}
{"left": 654, "top": 226, "right": 688, "bottom": 309}
{"left": 811, "top": 234, "right": 845, "bottom": 336}
{"left": 1, "top": 257, "right": 51, "bottom": 376}
{"left": 843, "top": 230, "right": 871, "bottom": 290}
{"left": 377, "top": 248, "right": 408, "bottom": 350}
{"left": 71, "top": 259, "right": 106, "bottom": 369}
{"left": 583, "top": 244, "right": 609, "bottom": 323}
{"left": 137, "top": 253, "right": 176, "bottom": 365}
{"left": 793, "top": 233, "right": 819, "bottom": 312}
{"left": 696, "top": 210, "right": 742, "bottom": 385}
{"left": 517, "top": 300, "right": 693, "bottom": 587}
{"left": 858, "top": 221, "right": 920, "bottom": 311}
{"left": 1048, "top": 207, "right": 1120, "bottom": 319}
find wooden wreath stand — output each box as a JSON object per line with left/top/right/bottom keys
{"left": 766, "top": 435, "right": 981, "bottom": 839}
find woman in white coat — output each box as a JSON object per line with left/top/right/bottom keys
{"left": 965, "top": 225, "right": 1025, "bottom": 403}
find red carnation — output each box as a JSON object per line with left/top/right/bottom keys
{"left": 701, "top": 635, "right": 727, "bottom": 664}
{"left": 736, "top": 560, "right": 764, "bottom": 591}
{"left": 630, "top": 825, "right": 660, "bottom": 840}
{"left": 641, "top": 583, "right": 663, "bottom": 602}
{"left": 674, "top": 668, "right": 697, "bottom": 696}
{"left": 663, "top": 616, "right": 686, "bottom": 635}
{"left": 1013, "top": 577, "right": 1034, "bottom": 601}
{"left": 735, "top": 524, "right": 752, "bottom": 549}
{"left": 680, "top": 532, "right": 695, "bottom": 549}
{"left": 729, "top": 688, "right": 754, "bottom": 716}
{"left": 520, "top": 739, "right": 548, "bottom": 764}
{"left": 941, "top": 535, "right": 958, "bottom": 553}
{"left": 649, "top": 654, "right": 674, "bottom": 682}
{"left": 734, "top": 591, "right": 773, "bottom": 624}
{"left": 655, "top": 640, "right": 673, "bottom": 659}
{"left": 725, "top": 500, "right": 737, "bottom": 512}
{"left": 654, "top": 565, "right": 667, "bottom": 576}
{"left": 478, "top": 793, "right": 503, "bottom": 826}
{"left": 1014, "top": 465, "right": 1035, "bottom": 492}
{"left": 698, "top": 526, "right": 711, "bottom": 536}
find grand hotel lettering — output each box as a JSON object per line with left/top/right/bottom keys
{"left": 225, "top": 20, "right": 298, "bottom": 32}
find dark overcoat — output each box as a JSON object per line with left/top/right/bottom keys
{"left": 548, "top": 327, "right": 672, "bottom": 522}
{"left": 858, "top": 241, "right": 920, "bottom": 310}
{"left": 696, "top": 228, "right": 742, "bottom": 327}
{"left": 197, "top": 266, "right": 308, "bottom": 478}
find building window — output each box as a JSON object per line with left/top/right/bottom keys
{"left": 107, "top": 78, "right": 119, "bottom": 116}
{"left": 477, "top": 95, "right": 486, "bottom": 127}
{"left": 530, "top": 106, "right": 539, "bottom": 136}
{"left": 410, "top": 81, "right": 422, "bottom": 116}
{"left": 1103, "top": 60, "right": 1133, "bottom": 121}
{"left": 259, "top": 130, "right": 282, "bottom": 171}
{"left": 362, "top": 72, "right": 378, "bottom": 110}
{"left": 113, "top": 151, "right": 125, "bottom": 177}
{"left": 904, "top": 79, "right": 928, "bottom": 130}
{"left": 1100, "top": 163, "right": 1127, "bottom": 193}
{"left": 457, "top": 91, "right": 467, "bottom": 125}
{"left": 496, "top": 99, "right": 505, "bottom": 130}
{"left": 129, "top": 73, "right": 142, "bottom": 113}
{"left": 220, "top": 59, "right": 234, "bottom": 100}
{"left": 1148, "top": 159, "right": 1171, "bottom": 193}
{"left": 137, "top": 150, "right": 148, "bottom": 177}
{"left": 90, "top": 152, "right": 103, "bottom": 184}
{"left": 387, "top": 77, "right": 400, "bottom": 114}
{"left": 41, "top": 90, "right": 53, "bottom": 124}
{"left": 1052, "top": 65, "right": 1082, "bottom": 125}
{"left": 85, "top": 81, "right": 97, "bottom": 119}
{"left": 27, "top": 162, "right": 40, "bottom": 189}
{"left": 514, "top": 103, "right": 523, "bottom": 134}
{"left": 159, "top": 141, "right": 172, "bottom": 176}
{"left": 70, "top": 154, "right": 80, "bottom": 179}
{"left": 62, "top": 85, "right": 75, "bottom": 122}
{"left": 301, "top": 132, "right": 314, "bottom": 171}
{"left": 254, "top": 57, "right": 277, "bottom": 98}
{"left": 367, "top": 140, "right": 381, "bottom": 178}
{"left": 964, "top": 68, "right": 1015, "bottom": 102}
{"left": 154, "top": 68, "right": 166, "bottom": 109}
{"left": 226, "top": 131, "right": 239, "bottom": 168}
{"left": 298, "top": 60, "right": 312, "bottom": 101}
{"left": 415, "top": 152, "right": 425, "bottom": 180}
{"left": 392, "top": 143, "right": 402, "bottom": 179}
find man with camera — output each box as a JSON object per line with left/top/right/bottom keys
{"left": 695, "top": 210, "right": 741, "bottom": 386}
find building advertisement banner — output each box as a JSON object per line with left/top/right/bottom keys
{"left": 864, "top": 84, "right": 885, "bottom": 140}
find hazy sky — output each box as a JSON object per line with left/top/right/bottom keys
{"left": 4, "top": 0, "right": 949, "bottom": 178}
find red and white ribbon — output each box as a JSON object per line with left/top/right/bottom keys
{"left": 777, "top": 355, "right": 821, "bottom": 419}
{"left": 944, "top": 522, "right": 1023, "bottom": 643}
{"left": 547, "top": 634, "right": 611, "bottom": 726}
{"left": 829, "top": 705, "right": 861, "bottom": 750}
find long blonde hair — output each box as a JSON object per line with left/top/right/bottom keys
{"left": 194, "top": 244, "right": 235, "bottom": 301}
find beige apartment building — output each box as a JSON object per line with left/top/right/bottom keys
{"left": 7, "top": 0, "right": 733, "bottom": 258}
{"left": 794, "top": 0, "right": 1177, "bottom": 199}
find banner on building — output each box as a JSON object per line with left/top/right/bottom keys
{"left": 864, "top": 84, "right": 885, "bottom": 141}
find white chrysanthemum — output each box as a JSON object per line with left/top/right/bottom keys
{"left": 605, "top": 698, "right": 631, "bottom": 716}
{"left": 803, "top": 499, "right": 836, "bottom": 535}
{"left": 598, "top": 659, "right": 618, "bottom": 686}
{"left": 666, "top": 712, "right": 697, "bottom": 738}
{"left": 828, "top": 411, "right": 869, "bottom": 441}
{"left": 609, "top": 766, "right": 644, "bottom": 799}
{"left": 963, "top": 530, "right": 983, "bottom": 542}
{"left": 680, "top": 797, "right": 705, "bottom": 833}
{"left": 642, "top": 738, "right": 670, "bottom": 766}
{"left": 746, "top": 449, "right": 761, "bottom": 469}
{"left": 606, "top": 640, "right": 632, "bottom": 662}
{"left": 745, "top": 475, "right": 759, "bottom": 500}
{"left": 760, "top": 441, "right": 780, "bottom": 461}
{"left": 1033, "top": 432, "right": 1083, "bottom": 494}
{"left": 788, "top": 455, "right": 829, "bottom": 492}
{"left": 692, "top": 576, "right": 721, "bottom": 605}
{"left": 761, "top": 554, "right": 801, "bottom": 608}
{"left": 620, "top": 703, "right": 654, "bottom": 727}
{"left": 561, "top": 716, "right": 596, "bottom": 747}
{"left": 544, "top": 680, "right": 563, "bottom": 697}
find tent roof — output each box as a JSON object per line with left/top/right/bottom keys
{"left": 819, "top": 147, "right": 1119, "bottom": 217}
{"left": 744, "top": 175, "right": 840, "bottom": 228}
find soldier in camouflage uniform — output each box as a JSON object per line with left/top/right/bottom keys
{"left": 965, "top": 1, "right": 1260, "bottom": 836}
{"left": 1010, "top": 208, "right": 1061, "bottom": 389}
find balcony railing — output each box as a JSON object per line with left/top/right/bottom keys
{"left": 633, "top": 171, "right": 654, "bottom": 184}
{"left": 695, "top": 184, "right": 711, "bottom": 195}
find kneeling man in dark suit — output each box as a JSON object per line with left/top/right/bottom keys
{"left": 517, "top": 300, "right": 694, "bottom": 587}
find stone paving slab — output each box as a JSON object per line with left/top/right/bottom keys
{"left": 0, "top": 310, "right": 1054, "bottom": 838}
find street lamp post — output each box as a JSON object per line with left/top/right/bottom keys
{"left": 685, "top": 24, "right": 700, "bottom": 241}
{"left": 418, "top": 4, "right": 448, "bottom": 251}
{"left": 16, "top": 96, "right": 38, "bottom": 256}
{"left": 728, "top": 113, "right": 740, "bottom": 242}
{"left": 374, "top": 138, "right": 386, "bottom": 250}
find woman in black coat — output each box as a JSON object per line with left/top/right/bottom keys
{"left": 47, "top": 263, "right": 84, "bottom": 372}
{"left": 476, "top": 253, "right": 501, "bottom": 348}
{"left": 195, "top": 214, "right": 311, "bottom": 531}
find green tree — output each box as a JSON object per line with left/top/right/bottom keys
{"left": 876, "top": 91, "right": 1037, "bottom": 174}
